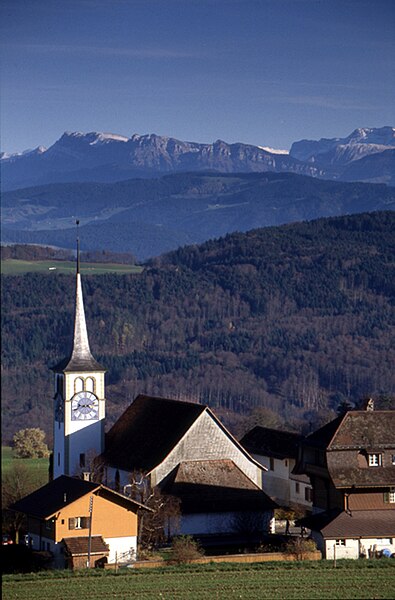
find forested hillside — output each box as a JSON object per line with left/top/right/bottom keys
{"left": 2, "top": 211, "right": 394, "bottom": 444}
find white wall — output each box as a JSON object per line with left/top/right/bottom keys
{"left": 251, "top": 453, "right": 290, "bottom": 504}
{"left": 289, "top": 477, "right": 313, "bottom": 509}
{"left": 104, "top": 535, "right": 137, "bottom": 563}
{"left": 325, "top": 537, "right": 395, "bottom": 560}
{"left": 251, "top": 452, "right": 312, "bottom": 508}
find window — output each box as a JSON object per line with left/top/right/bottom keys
{"left": 295, "top": 482, "right": 300, "bottom": 494}
{"left": 269, "top": 457, "right": 274, "bottom": 471}
{"left": 85, "top": 377, "right": 95, "bottom": 393}
{"left": 80, "top": 453, "right": 86, "bottom": 468}
{"left": 68, "top": 516, "right": 90, "bottom": 530}
{"left": 368, "top": 453, "right": 382, "bottom": 467}
{"left": 305, "top": 487, "right": 312, "bottom": 502}
{"left": 284, "top": 460, "right": 288, "bottom": 467}
{"left": 75, "top": 377, "right": 84, "bottom": 393}
{"left": 392, "top": 455, "right": 395, "bottom": 466}
{"left": 384, "top": 488, "right": 395, "bottom": 504}
{"left": 335, "top": 539, "right": 346, "bottom": 546}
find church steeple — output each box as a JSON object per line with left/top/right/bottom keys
{"left": 53, "top": 222, "right": 104, "bottom": 373}
{"left": 52, "top": 221, "right": 106, "bottom": 478}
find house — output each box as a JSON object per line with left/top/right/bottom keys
{"left": 240, "top": 426, "right": 312, "bottom": 511}
{"left": 101, "top": 394, "right": 276, "bottom": 537}
{"left": 294, "top": 407, "right": 395, "bottom": 559}
{"left": 10, "top": 475, "right": 150, "bottom": 568}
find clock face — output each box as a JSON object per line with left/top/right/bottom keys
{"left": 71, "top": 391, "right": 99, "bottom": 421}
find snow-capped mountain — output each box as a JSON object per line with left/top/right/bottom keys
{"left": 290, "top": 126, "right": 395, "bottom": 165}
{"left": 1, "top": 132, "right": 321, "bottom": 191}
{"left": 1, "top": 127, "right": 394, "bottom": 191}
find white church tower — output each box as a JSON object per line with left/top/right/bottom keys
{"left": 52, "top": 226, "right": 106, "bottom": 478}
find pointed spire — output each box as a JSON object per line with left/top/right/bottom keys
{"left": 76, "top": 219, "right": 80, "bottom": 275}
{"left": 52, "top": 221, "right": 105, "bottom": 373}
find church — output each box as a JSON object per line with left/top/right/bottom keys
{"left": 51, "top": 245, "right": 276, "bottom": 538}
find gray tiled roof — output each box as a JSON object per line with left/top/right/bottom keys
{"left": 300, "top": 509, "right": 395, "bottom": 538}
{"left": 103, "top": 395, "right": 206, "bottom": 472}
{"left": 240, "top": 426, "right": 303, "bottom": 459}
{"left": 159, "top": 459, "right": 277, "bottom": 513}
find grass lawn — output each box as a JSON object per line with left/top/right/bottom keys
{"left": 2, "top": 446, "right": 49, "bottom": 489}
{"left": 2, "top": 560, "right": 395, "bottom": 600}
{"left": 1, "top": 259, "right": 143, "bottom": 275}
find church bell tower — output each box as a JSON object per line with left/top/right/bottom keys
{"left": 52, "top": 224, "right": 106, "bottom": 478}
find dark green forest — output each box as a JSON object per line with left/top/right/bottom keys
{"left": 2, "top": 211, "right": 394, "bottom": 444}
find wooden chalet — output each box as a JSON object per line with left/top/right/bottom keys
{"left": 295, "top": 407, "right": 395, "bottom": 558}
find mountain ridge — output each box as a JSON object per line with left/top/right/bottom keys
{"left": 2, "top": 126, "right": 394, "bottom": 191}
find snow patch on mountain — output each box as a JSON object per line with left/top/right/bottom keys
{"left": 258, "top": 146, "right": 289, "bottom": 155}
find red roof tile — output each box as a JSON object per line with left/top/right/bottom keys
{"left": 301, "top": 509, "right": 395, "bottom": 539}
{"left": 63, "top": 536, "right": 109, "bottom": 556}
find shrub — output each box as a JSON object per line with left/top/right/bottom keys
{"left": 168, "top": 535, "right": 204, "bottom": 564}
{"left": 286, "top": 537, "right": 317, "bottom": 560}
{"left": 12, "top": 428, "right": 49, "bottom": 459}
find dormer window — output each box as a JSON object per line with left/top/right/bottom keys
{"left": 368, "top": 453, "right": 382, "bottom": 467}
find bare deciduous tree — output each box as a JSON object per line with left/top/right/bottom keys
{"left": 2, "top": 463, "right": 35, "bottom": 543}
{"left": 126, "top": 472, "right": 181, "bottom": 551}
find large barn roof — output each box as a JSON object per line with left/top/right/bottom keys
{"left": 103, "top": 395, "right": 206, "bottom": 472}
{"left": 159, "top": 459, "right": 277, "bottom": 513}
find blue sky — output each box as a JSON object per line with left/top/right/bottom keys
{"left": 1, "top": 0, "right": 394, "bottom": 154}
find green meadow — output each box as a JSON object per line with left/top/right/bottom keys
{"left": 2, "top": 446, "right": 49, "bottom": 489}
{"left": 3, "top": 560, "right": 395, "bottom": 600}
{"left": 1, "top": 259, "right": 143, "bottom": 275}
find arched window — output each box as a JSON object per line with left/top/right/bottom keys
{"left": 85, "top": 377, "right": 95, "bottom": 393}
{"left": 75, "top": 377, "right": 84, "bottom": 393}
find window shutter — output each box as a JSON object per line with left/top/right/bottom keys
{"left": 81, "top": 517, "right": 90, "bottom": 529}
{"left": 384, "top": 492, "right": 390, "bottom": 504}
{"left": 68, "top": 517, "right": 76, "bottom": 530}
